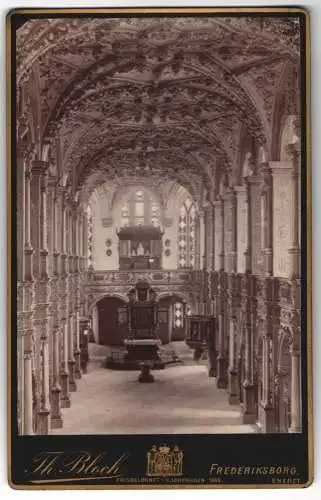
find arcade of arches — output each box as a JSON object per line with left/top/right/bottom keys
{"left": 16, "top": 16, "right": 302, "bottom": 435}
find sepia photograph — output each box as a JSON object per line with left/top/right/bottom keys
{"left": 9, "top": 7, "right": 312, "bottom": 488}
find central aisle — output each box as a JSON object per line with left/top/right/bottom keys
{"left": 52, "top": 343, "right": 257, "bottom": 435}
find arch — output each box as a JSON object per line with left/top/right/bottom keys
{"left": 88, "top": 292, "right": 129, "bottom": 311}
{"left": 157, "top": 290, "right": 192, "bottom": 305}
{"left": 94, "top": 295, "right": 128, "bottom": 346}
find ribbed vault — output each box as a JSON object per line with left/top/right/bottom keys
{"left": 16, "top": 16, "right": 300, "bottom": 203}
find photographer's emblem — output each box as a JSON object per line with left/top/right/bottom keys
{"left": 146, "top": 445, "right": 183, "bottom": 476}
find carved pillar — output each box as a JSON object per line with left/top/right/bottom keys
{"left": 22, "top": 156, "right": 35, "bottom": 434}
{"left": 211, "top": 204, "right": 216, "bottom": 271}
{"left": 31, "top": 161, "right": 50, "bottom": 434}
{"left": 249, "top": 175, "right": 262, "bottom": 274}
{"left": 59, "top": 190, "right": 70, "bottom": 408}
{"left": 195, "top": 213, "right": 201, "bottom": 270}
{"left": 74, "top": 208, "right": 82, "bottom": 379}
{"left": 219, "top": 197, "right": 224, "bottom": 272}
{"left": 204, "top": 205, "right": 214, "bottom": 271}
{"left": 270, "top": 162, "right": 293, "bottom": 278}
{"left": 50, "top": 186, "right": 63, "bottom": 427}
{"left": 228, "top": 317, "right": 238, "bottom": 404}
{"left": 17, "top": 143, "right": 26, "bottom": 434}
{"left": 216, "top": 196, "right": 227, "bottom": 388}
{"left": 244, "top": 179, "right": 252, "bottom": 273}
{"left": 286, "top": 145, "right": 301, "bottom": 280}
{"left": 17, "top": 143, "right": 35, "bottom": 435}
{"left": 260, "top": 164, "right": 273, "bottom": 276}
{"left": 260, "top": 330, "right": 275, "bottom": 431}
{"left": 234, "top": 185, "right": 247, "bottom": 274}
{"left": 67, "top": 204, "right": 76, "bottom": 392}
{"left": 289, "top": 345, "right": 302, "bottom": 433}
{"left": 229, "top": 190, "right": 237, "bottom": 273}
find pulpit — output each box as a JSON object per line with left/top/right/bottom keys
{"left": 124, "top": 281, "right": 162, "bottom": 382}
{"left": 117, "top": 226, "right": 163, "bottom": 270}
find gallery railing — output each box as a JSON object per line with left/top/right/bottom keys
{"left": 86, "top": 269, "right": 202, "bottom": 287}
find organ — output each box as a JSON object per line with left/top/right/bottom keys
{"left": 117, "top": 226, "right": 163, "bottom": 270}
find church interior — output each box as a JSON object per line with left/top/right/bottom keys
{"left": 16, "top": 16, "right": 302, "bottom": 435}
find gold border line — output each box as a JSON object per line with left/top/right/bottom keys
{"left": 6, "top": 10, "right": 12, "bottom": 490}
{"left": 6, "top": 6, "right": 313, "bottom": 490}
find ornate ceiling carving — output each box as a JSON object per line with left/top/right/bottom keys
{"left": 16, "top": 16, "right": 300, "bottom": 200}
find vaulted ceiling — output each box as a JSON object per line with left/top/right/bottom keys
{"left": 16, "top": 15, "right": 300, "bottom": 204}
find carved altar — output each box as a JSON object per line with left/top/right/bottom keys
{"left": 124, "top": 281, "right": 162, "bottom": 382}
{"left": 117, "top": 226, "right": 163, "bottom": 270}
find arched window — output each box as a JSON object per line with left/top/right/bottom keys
{"left": 120, "top": 189, "right": 160, "bottom": 227}
{"left": 178, "top": 198, "right": 196, "bottom": 268}
{"left": 172, "top": 302, "right": 192, "bottom": 329}
{"left": 173, "top": 302, "right": 184, "bottom": 328}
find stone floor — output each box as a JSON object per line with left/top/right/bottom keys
{"left": 51, "top": 342, "right": 257, "bottom": 435}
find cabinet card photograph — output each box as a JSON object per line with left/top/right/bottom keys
{"left": 8, "top": 6, "right": 312, "bottom": 489}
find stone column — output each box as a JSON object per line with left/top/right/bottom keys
{"left": 195, "top": 214, "right": 201, "bottom": 270}
{"left": 228, "top": 317, "right": 238, "bottom": 403}
{"left": 17, "top": 142, "right": 26, "bottom": 434}
{"left": 241, "top": 180, "right": 256, "bottom": 422}
{"left": 68, "top": 313, "right": 77, "bottom": 391}
{"left": 229, "top": 190, "right": 237, "bottom": 274}
{"left": 73, "top": 208, "right": 82, "bottom": 379}
{"left": 199, "top": 211, "right": 205, "bottom": 270}
{"left": 286, "top": 145, "right": 301, "bottom": 280}
{"left": 249, "top": 175, "right": 262, "bottom": 274}
{"left": 67, "top": 205, "right": 76, "bottom": 392}
{"left": 50, "top": 186, "right": 63, "bottom": 428}
{"left": 59, "top": 190, "right": 70, "bottom": 408}
{"left": 31, "top": 161, "right": 50, "bottom": 434}
{"left": 260, "top": 163, "right": 273, "bottom": 276}
{"left": 244, "top": 179, "right": 252, "bottom": 273}
{"left": 211, "top": 205, "right": 216, "bottom": 271}
{"left": 260, "top": 331, "right": 275, "bottom": 431}
{"left": 74, "top": 311, "right": 82, "bottom": 379}
{"left": 23, "top": 352, "right": 34, "bottom": 435}
{"left": 204, "top": 205, "right": 214, "bottom": 271}
{"left": 22, "top": 157, "right": 35, "bottom": 435}
{"left": 241, "top": 290, "right": 256, "bottom": 424}
{"left": 289, "top": 345, "right": 302, "bottom": 433}
{"left": 234, "top": 185, "right": 247, "bottom": 274}
{"left": 216, "top": 197, "right": 227, "bottom": 388}
{"left": 270, "top": 162, "right": 293, "bottom": 278}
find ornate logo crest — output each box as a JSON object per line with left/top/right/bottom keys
{"left": 146, "top": 445, "right": 183, "bottom": 476}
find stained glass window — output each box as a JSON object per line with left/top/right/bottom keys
{"left": 178, "top": 198, "right": 196, "bottom": 268}
{"left": 120, "top": 190, "right": 160, "bottom": 227}
{"left": 173, "top": 302, "right": 184, "bottom": 328}
{"left": 87, "top": 205, "right": 93, "bottom": 268}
